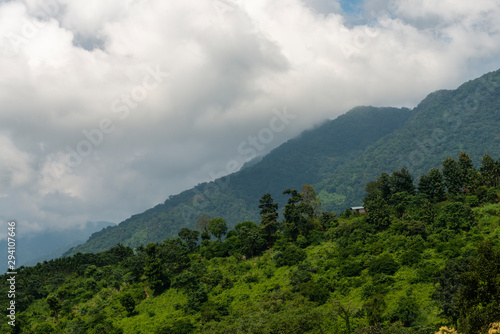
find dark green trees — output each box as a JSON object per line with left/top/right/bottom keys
{"left": 119, "top": 293, "right": 136, "bottom": 315}
{"left": 389, "top": 167, "right": 416, "bottom": 196}
{"left": 456, "top": 242, "right": 500, "bottom": 333}
{"left": 435, "top": 242, "right": 500, "bottom": 333}
{"left": 258, "top": 193, "right": 279, "bottom": 245}
{"left": 443, "top": 152, "right": 480, "bottom": 194}
{"left": 144, "top": 244, "right": 170, "bottom": 295}
{"left": 235, "top": 221, "right": 265, "bottom": 258}
{"left": 282, "top": 185, "right": 323, "bottom": 240}
{"left": 481, "top": 153, "right": 500, "bottom": 188}
{"left": 178, "top": 228, "right": 200, "bottom": 251}
{"left": 208, "top": 218, "right": 228, "bottom": 242}
{"left": 46, "top": 294, "right": 62, "bottom": 323}
{"left": 418, "top": 168, "right": 446, "bottom": 203}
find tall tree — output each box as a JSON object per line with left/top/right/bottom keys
{"left": 283, "top": 189, "right": 305, "bottom": 240}
{"left": 389, "top": 167, "right": 415, "bottom": 196}
{"left": 144, "top": 243, "right": 169, "bottom": 294}
{"left": 443, "top": 157, "right": 462, "bottom": 194}
{"left": 258, "top": 194, "right": 280, "bottom": 246}
{"left": 178, "top": 228, "right": 200, "bottom": 251}
{"left": 418, "top": 168, "right": 446, "bottom": 203}
{"left": 208, "top": 218, "right": 228, "bottom": 242}
{"left": 456, "top": 242, "right": 500, "bottom": 333}
{"left": 378, "top": 172, "right": 392, "bottom": 202}
{"left": 46, "top": 295, "right": 62, "bottom": 324}
{"left": 301, "top": 184, "right": 322, "bottom": 218}
{"left": 480, "top": 153, "right": 500, "bottom": 187}
{"left": 196, "top": 215, "right": 211, "bottom": 234}
{"left": 458, "top": 151, "right": 480, "bottom": 193}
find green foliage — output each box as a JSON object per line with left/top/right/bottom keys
{"left": 119, "top": 293, "right": 136, "bottom": 315}
{"left": 435, "top": 202, "right": 476, "bottom": 231}
{"left": 273, "top": 243, "right": 307, "bottom": 267}
{"left": 5, "top": 150, "right": 500, "bottom": 334}
{"left": 208, "top": 218, "right": 228, "bottom": 242}
{"left": 392, "top": 293, "right": 420, "bottom": 327}
{"left": 368, "top": 253, "right": 399, "bottom": 276}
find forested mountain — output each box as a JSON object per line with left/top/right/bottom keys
{"left": 65, "top": 68, "right": 500, "bottom": 255}
{"left": 3, "top": 152, "right": 500, "bottom": 333}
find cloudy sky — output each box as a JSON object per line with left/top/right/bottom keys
{"left": 1, "top": 0, "right": 500, "bottom": 238}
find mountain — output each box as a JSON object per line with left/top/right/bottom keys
{"left": 0, "top": 221, "right": 114, "bottom": 273}
{"left": 4, "top": 156, "right": 500, "bottom": 333}
{"left": 65, "top": 68, "right": 500, "bottom": 255}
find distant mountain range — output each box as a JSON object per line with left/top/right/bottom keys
{"left": 65, "top": 68, "right": 500, "bottom": 255}
{"left": 0, "top": 221, "right": 113, "bottom": 273}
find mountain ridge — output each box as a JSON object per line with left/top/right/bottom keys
{"left": 65, "top": 68, "right": 500, "bottom": 256}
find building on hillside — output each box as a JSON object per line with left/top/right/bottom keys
{"left": 350, "top": 206, "right": 367, "bottom": 214}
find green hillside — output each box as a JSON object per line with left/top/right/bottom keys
{"left": 65, "top": 68, "right": 500, "bottom": 255}
{"left": 3, "top": 152, "right": 500, "bottom": 333}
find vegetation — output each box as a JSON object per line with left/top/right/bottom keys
{"left": 65, "top": 68, "right": 500, "bottom": 256}
{"left": 3, "top": 152, "right": 500, "bottom": 333}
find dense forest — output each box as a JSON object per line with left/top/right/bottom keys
{"left": 2, "top": 151, "right": 500, "bottom": 333}
{"left": 66, "top": 68, "right": 500, "bottom": 256}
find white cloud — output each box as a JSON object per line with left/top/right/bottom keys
{"left": 0, "top": 0, "right": 499, "bottom": 238}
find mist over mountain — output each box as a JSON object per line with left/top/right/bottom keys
{"left": 65, "top": 68, "right": 500, "bottom": 255}
{"left": 0, "top": 221, "right": 113, "bottom": 273}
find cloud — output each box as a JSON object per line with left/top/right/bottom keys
{"left": 0, "top": 0, "right": 500, "bottom": 238}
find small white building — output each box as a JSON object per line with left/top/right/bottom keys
{"left": 350, "top": 206, "right": 367, "bottom": 214}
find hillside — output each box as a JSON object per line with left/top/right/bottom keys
{"left": 66, "top": 68, "right": 500, "bottom": 255}
{"left": 4, "top": 152, "right": 500, "bottom": 333}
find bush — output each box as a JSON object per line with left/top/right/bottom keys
{"left": 156, "top": 318, "right": 195, "bottom": 334}
{"left": 298, "top": 281, "right": 330, "bottom": 305}
{"left": 435, "top": 202, "right": 476, "bottom": 231}
{"left": 391, "top": 294, "right": 420, "bottom": 327}
{"left": 272, "top": 244, "right": 307, "bottom": 267}
{"left": 368, "top": 253, "right": 399, "bottom": 276}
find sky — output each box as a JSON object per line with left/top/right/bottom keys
{"left": 1, "top": 0, "right": 500, "bottom": 239}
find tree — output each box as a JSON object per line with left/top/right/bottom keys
{"left": 237, "top": 224, "right": 266, "bottom": 258}
{"left": 418, "top": 168, "right": 446, "bottom": 203}
{"left": 481, "top": 153, "right": 500, "bottom": 187}
{"left": 259, "top": 193, "right": 278, "bottom": 216}
{"left": 443, "top": 157, "right": 462, "bottom": 194}
{"left": 443, "top": 152, "right": 480, "bottom": 195}
{"left": 301, "top": 184, "right": 322, "bottom": 218}
{"left": 379, "top": 172, "right": 392, "bottom": 202}
{"left": 144, "top": 243, "right": 170, "bottom": 294}
{"left": 258, "top": 194, "right": 279, "bottom": 245}
{"left": 283, "top": 189, "right": 304, "bottom": 240}
{"left": 364, "top": 194, "right": 391, "bottom": 231}
{"left": 119, "top": 293, "right": 136, "bottom": 315}
{"left": 283, "top": 188, "right": 317, "bottom": 239}
{"left": 196, "top": 215, "right": 211, "bottom": 234}
{"left": 46, "top": 294, "right": 62, "bottom": 323}
{"left": 364, "top": 294, "right": 386, "bottom": 326}
{"left": 456, "top": 242, "right": 500, "bottom": 334}
{"left": 389, "top": 167, "right": 415, "bottom": 196}
{"left": 178, "top": 228, "right": 200, "bottom": 251}
{"left": 333, "top": 302, "right": 359, "bottom": 334}
{"left": 458, "top": 152, "right": 481, "bottom": 193}
{"left": 392, "top": 294, "right": 420, "bottom": 327}
{"left": 208, "top": 218, "right": 228, "bottom": 242}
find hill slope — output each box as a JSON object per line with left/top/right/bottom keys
{"left": 66, "top": 68, "right": 500, "bottom": 255}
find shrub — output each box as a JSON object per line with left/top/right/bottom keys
{"left": 368, "top": 253, "right": 399, "bottom": 276}
{"left": 272, "top": 244, "right": 307, "bottom": 267}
